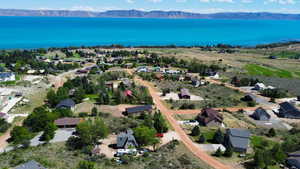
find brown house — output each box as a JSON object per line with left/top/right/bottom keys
{"left": 196, "top": 108, "right": 223, "bottom": 127}
{"left": 54, "top": 117, "right": 83, "bottom": 128}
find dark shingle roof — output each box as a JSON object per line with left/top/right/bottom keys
{"left": 279, "top": 102, "right": 300, "bottom": 118}
{"left": 56, "top": 99, "right": 75, "bottom": 109}
{"left": 197, "top": 108, "right": 223, "bottom": 125}
{"left": 15, "top": 160, "right": 47, "bottom": 169}
{"left": 117, "top": 129, "right": 138, "bottom": 148}
{"left": 251, "top": 108, "right": 271, "bottom": 121}
{"left": 227, "top": 128, "right": 250, "bottom": 150}
{"left": 125, "top": 105, "right": 152, "bottom": 114}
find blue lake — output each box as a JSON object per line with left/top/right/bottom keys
{"left": 1, "top": 16, "right": 300, "bottom": 49}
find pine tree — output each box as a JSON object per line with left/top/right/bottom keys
{"left": 191, "top": 126, "right": 200, "bottom": 136}
{"left": 198, "top": 135, "right": 206, "bottom": 143}
{"left": 215, "top": 147, "right": 223, "bottom": 157}
{"left": 268, "top": 128, "right": 276, "bottom": 137}
{"left": 213, "top": 129, "right": 224, "bottom": 144}
{"left": 224, "top": 146, "right": 233, "bottom": 157}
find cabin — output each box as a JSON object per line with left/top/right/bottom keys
{"left": 196, "top": 108, "right": 223, "bottom": 127}
{"left": 278, "top": 102, "right": 300, "bottom": 119}
{"left": 55, "top": 99, "right": 76, "bottom": 111}
{"left": 179, "top": 88, "right": 191, "bottom": 99}
{"left": 117, "top": 129, "right": 138, "bottom": 149}
{"left": 124, "top": 105, "right": 152, "bottom": 116}
{"left": 225, "top": 128, "right": 250, "bottom": 153}
{"left": 287, "top": 151, "right": 300, "bottom": 169}
{"left": 0, "top": 72, "right": 15, "bottom": 82}
{"left": 251, "top": 107, "right": 271, "bottom": 121}
{"left": 54, "top": 117, "right": 82, "bottom": 128}
{"left": 15, "top": 160, "right": 47, "bottom": 169}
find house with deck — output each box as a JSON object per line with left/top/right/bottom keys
{"left": 278, "top": 102, "right": 300, "bottom": 119}
{"left": 117, "top": 129, "right": 138, "bottom": 149}
{"left": 197, "top": 108, "right": 223, "bottom": 127}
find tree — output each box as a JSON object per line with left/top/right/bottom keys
{"left": 73, "top": 88, "right": 85, "bottom": 104}
{"left": 47, "top": 89, "right": 59, "bottom": 107}
{"left": 133, "top": 125, "right": 158, "bottom": 146}
{"left": 10, "top": 126, "right": 32, "bottom": 147}
{"left": 77, "top": 161, "right": 95, "bottom": 169}
{"left": 76, "top": 118, "right": 109, "bottom": 145}
{"left": 223, "top": 146, "right": 233, "bottom": 157}
{"left": 198, "top": 135, "right": 206, "bottom": 143}
{"left": 55, "top": 108, "right": 73, "bottom": 117}
{"left": 271, "top": 144, "right": 286, "bottom": 164}
{"left": 267, "top": 128, "right": 276, "bottom": 137}
{"left": 254, "top": 150, "right": 266, "bottom": 169}
{"left": 40, "top": 122, "right": 57, "bottom": 142}
{"left": 214, "top": 147, "right": 223, "bottom": 157}
{"left": 191, "top": 126, "right": 200, "bottom": 136}
{"left": 91, "top": 107, "right": 98, "bottom": 116}
{"left": 213, "top": 129, "right": 224, "bottom": 144}
{"left": 153, "top": 112, "right": 168, "bottom": 133}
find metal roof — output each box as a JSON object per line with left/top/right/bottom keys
{"left": 56, "top": 99, "right": 75, "bottom": 109}
{"left": 125, "top": 105, "right": 152, "bottom": 114}
{"left": 15, "top": 160, "right": 47, "bottom": 169}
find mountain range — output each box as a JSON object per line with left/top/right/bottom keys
{"left": 0, "top": 9, "right": 300, "bottom": 20}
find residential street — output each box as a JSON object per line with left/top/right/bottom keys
{"left": 134, "top": 76, "right": 232, "bottom": 169}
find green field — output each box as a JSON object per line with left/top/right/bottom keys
{"left": 245, "top": 64, "right": 296, "bottom": 78}
{"left": 271, "top": 51, "right": 300, "bottom": 59}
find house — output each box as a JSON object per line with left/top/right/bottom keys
{"left": 54, "top": 117, "right": 83, "bottom": 128}
{"left": 14, "top": 160, "right": 47, "bottom": 169}
{"left": 124, "top": 105, "right": 152, "bottom": 116}
{"left": 55, "top": 99, "right": 76, "bottom": 111}
{"left": 165, "top": 69, "right": 180, "bottom": 74}
{"left": 196, "top": 108, "right": 223, "bottom": 127}
{"left": 117, "top": 129, "right": 138, "bottom": 149}
{"left": 278, "top": 102, "right": 300, "bottom": 119}
{"left": 179, "top": 88, "right": 191, "bottom": 99}
{"left": 287, "top": 151, "right": 300, "bottom": 169}
{"left": 242, "top": 94, "right": 255, "bottom": 102}
{"left": 251, "top": 107, "right": 271, "bottom": 121}
{"left": 209, "top": 72, "right": 220, "bottom": 79}
{"left": 0, "top": 72, "right": 16, "bottom": 82}
{"left": 254, "top": 83, "right": 266, "bottom": 91}
{"left": 136, "top": 67, "right": 148, "bottom": 73}
{"left": 225, "top": 128, "right": 251, "bottom": 153}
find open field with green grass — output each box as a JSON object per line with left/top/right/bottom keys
{"left": 245, "top": 64, "right": 296, "bottom": 78}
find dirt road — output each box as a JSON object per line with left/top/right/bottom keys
{"left": 135, "top": 77, "right": 231, "bottom": 169}
{"left": 173, "top": 107, "right": 258, "bottom": 115}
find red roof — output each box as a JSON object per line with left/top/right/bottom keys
{"left": 124, "top": 90, "right": 133, "bottom": 97}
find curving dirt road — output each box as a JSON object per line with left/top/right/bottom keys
{"left": 134, "top": 77, "right": 232, "bottom": 169}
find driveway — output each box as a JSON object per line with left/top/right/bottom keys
{"left": 30, "top": 128, "right": 75, "bottom": 146}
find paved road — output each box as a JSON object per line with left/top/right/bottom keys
{"left": 134, "top": 77, "right": 231, "bottom": 169}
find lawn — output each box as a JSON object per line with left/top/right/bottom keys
{"left": 271, "top": 51, "right": 300, "bottom": 59}
{"left": 250, "top": 136, "right": 276, "bottom": 150}
{"left": 245, "top": 64, "right": 294, "bottom": 78}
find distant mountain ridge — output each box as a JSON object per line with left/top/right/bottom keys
{"left": 1, "top": 9, "right": 300, "bottom": 20}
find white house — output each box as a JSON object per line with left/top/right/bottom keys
{"left": 0, "top": 72, "right": 16, "bottom": 82}
{"left": 254, "top": 83, "right": 266, "bottom": 91}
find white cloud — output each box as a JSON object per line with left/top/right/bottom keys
{"left": 126, "top": 0, "right": 135, "bottom": 3}
{"left": 265, "top": 0, "right": 295, "bottom": 4}
{"left": 148, "top": 0, "right": 163, "bottom": 3}
{"left": 176, "top": 0, "right": 187, "bottom": 2}
{"left": 241, "top": 0, "right": 253, "bottom": 3}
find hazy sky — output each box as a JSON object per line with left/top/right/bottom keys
{"left": 1, "top": 0, "right": 300, "bottom": 13}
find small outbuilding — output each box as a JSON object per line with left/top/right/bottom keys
{"left": 251, "top": 107, "right": 271, "bottom": 121}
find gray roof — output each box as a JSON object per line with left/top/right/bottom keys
{"left": 227, "top": 128, "right": 250, "bottom": 150}
{"left": 125, "top": 105, "right": 152, "bottom": 114}
{"left": 56, "top": 99, "right": 75, "bottom": 109}
{"left": 117, "top": 129, "right": 138, "bottom": 148}
{"left": 180, "top": 88, "right": 190, "bottom": 97}
{"left": 15, "top": 160, "right": 46, "bottom": 169}
{"left": 289, "top": 151, "right": 300, "bottom": 157}
{"left": 279, "top": 102, "right": 300, "bottom": 118}
{"left": 251, "top": 108, "right": 271, "bottom": 121}
{"left": 0, "top": 72, "right": 14, "bottom": 78}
